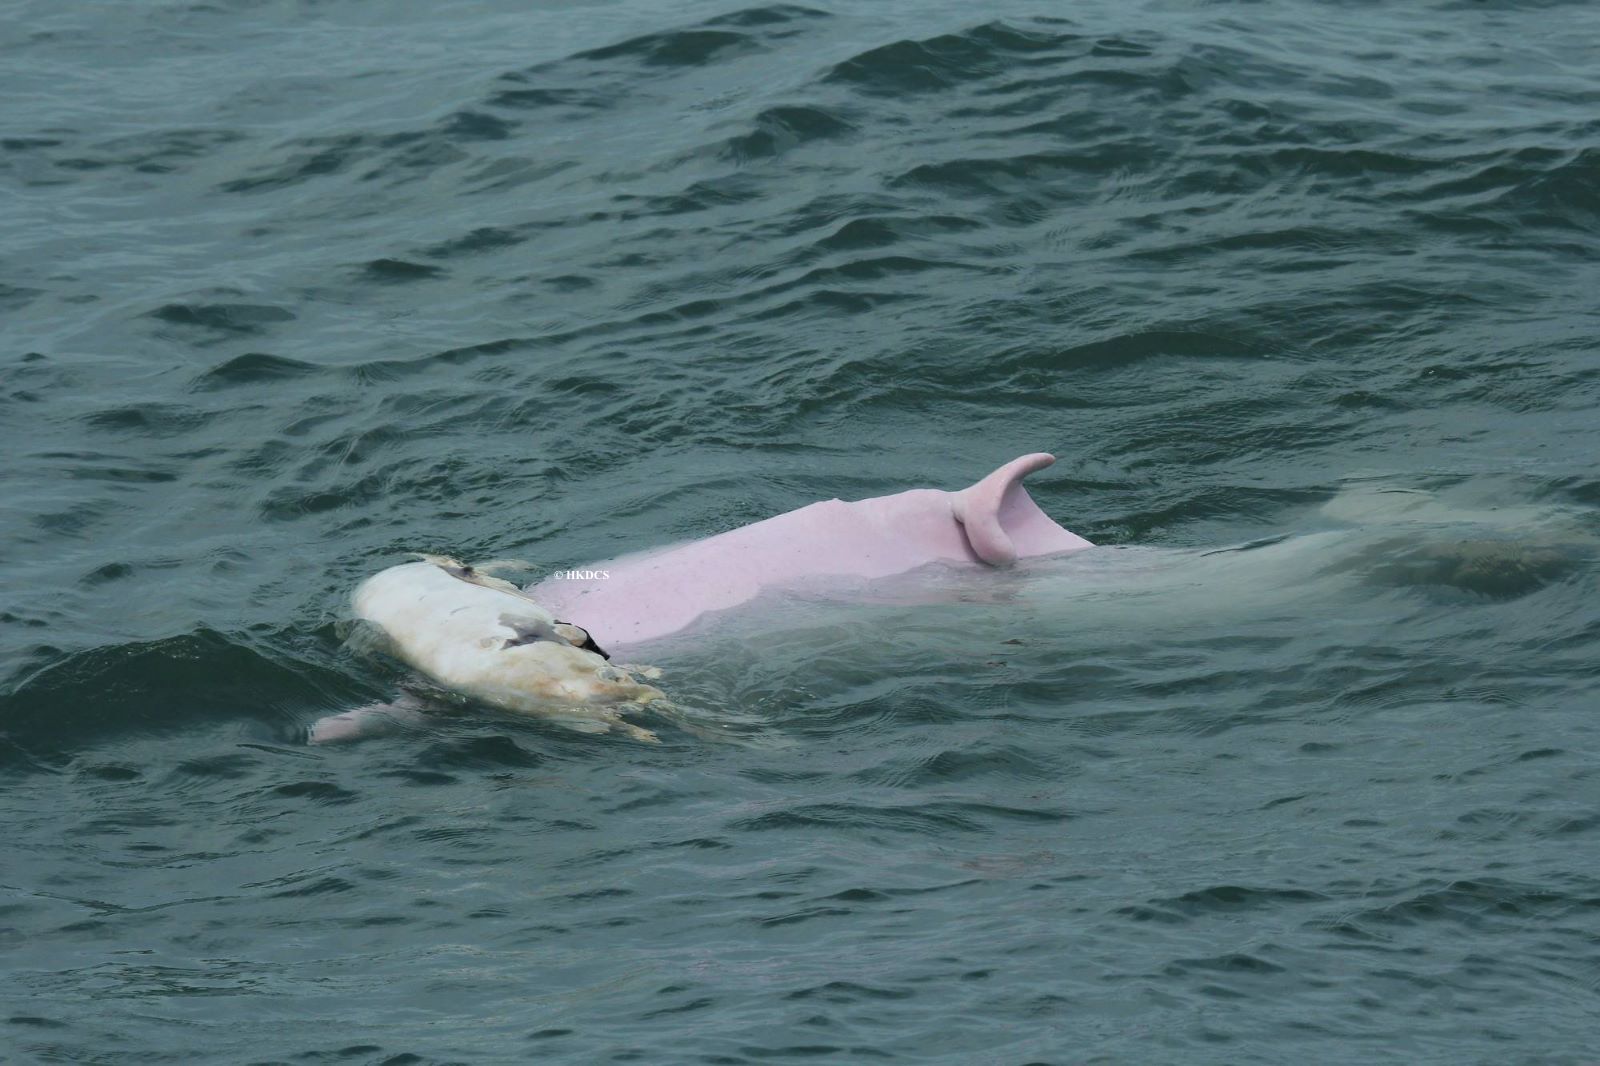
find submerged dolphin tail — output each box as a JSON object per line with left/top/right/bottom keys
{"left": 952, "top": 452, "right": 1093, "bottom": 566}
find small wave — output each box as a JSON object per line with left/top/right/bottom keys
{"left": 359, "top": 258, "right": 446, "bottom": 283}
{"left": 0, "top": 629, "right": 370, "bottom": 769}
{"left": 571, "top": 4, "right": 828, "bottom": 69}
{"left": 75, "top": 402, "right": 210, "bottom": 441}
{"left": 483, "top": 86, "right": 613, "bottom": 113}
{"left": 5, "top": 128, "right": 244, "bottom": 182}
{"left": 825, "top": 22, "right": 1080, "bottom": 96}
{"left": 146, "top": 301, "right": 296, "bottom": 335}
{"left": 813, "top": 213, "right": 982, "bottom": 252}
{"left": 1119, "top": 884, "right": 1327, "bottom": 923}
{"left": 420, "top": 226, "right": 525, "bottom": 259}
{"left": 1345, "top": 877, "right": 1597, "bottom": 932}
{"left": 721, "top": 104, "right": 857, "bottom": 162}
{"left": 730, "top": 798, "right": 1072, "bottom": 835}
{"left": 0, "top": 283, "right": 44, "bottom": 312}
{"left": 216, "top": 133, "right": 370, "bottom": 194}
{"left": 574, "top": 28, "right": 758, "bottom": 68}
{"left": 191, "top": 352, "right": 319, "bottom": 391}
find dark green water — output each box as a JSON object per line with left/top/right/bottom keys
{"left": 4, "top": 0, "right": 1599, "bottom": 1061}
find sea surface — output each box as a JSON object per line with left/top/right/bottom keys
{"left": 3, "top": 0, "right": 1599, "bottom": 1061}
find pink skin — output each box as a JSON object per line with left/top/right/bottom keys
{"left": 530, "top": 452, "right": 1091, "bottom": 651}
{"left": 308, "top": 697, "right": 428, "bottom": 744}
{"left": 310, "top": 453, "right": 1090, "bottom": 743}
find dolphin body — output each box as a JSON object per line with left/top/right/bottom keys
{"left": 310, "top": 453, "right": 1090, "bottom": 743}
{"left": 309, "top": 458, "right": 1597, "bottom": 745}
{"left": 529, "top": 452, "right": 1091, "bottom": 652}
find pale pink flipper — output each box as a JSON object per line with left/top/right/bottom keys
{"left": 308, "top": 698, "right": 430, "bottom": 744}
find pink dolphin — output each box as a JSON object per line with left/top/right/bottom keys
{"left": 532, "top": 452, "right": 1091, "bottom": 652}
{"left": 309, "top": 452, "right": 1089, "bottom": 742}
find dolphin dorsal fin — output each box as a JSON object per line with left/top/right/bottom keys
{"left": 951, "top": 453, "right": 1058, "bottom": 566}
